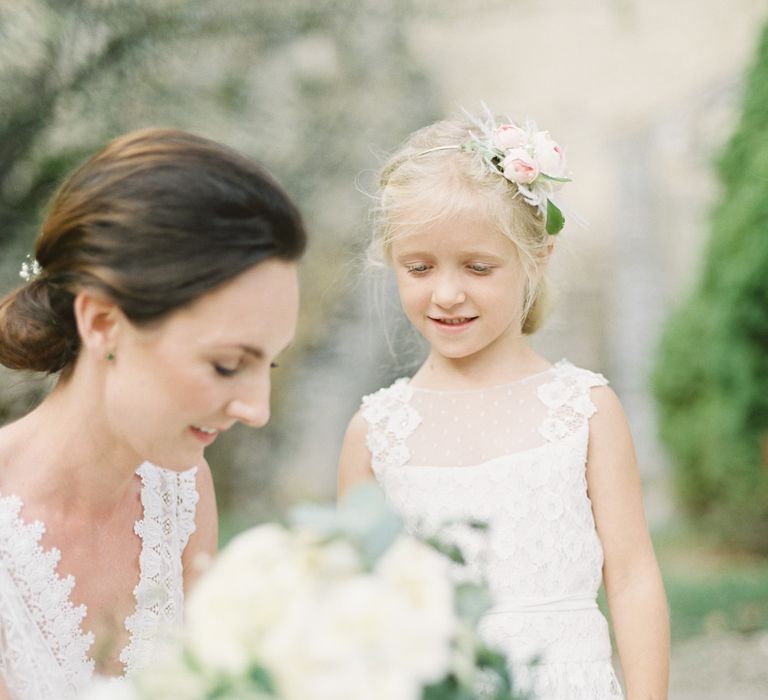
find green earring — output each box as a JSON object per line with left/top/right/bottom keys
{"left": 106, "top": 352, "right": 115, "bottom": 361}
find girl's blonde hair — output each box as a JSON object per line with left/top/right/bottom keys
{"left": 370, "top": 118, "right": 552, "bottom": 335}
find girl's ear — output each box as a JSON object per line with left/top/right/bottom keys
{"left": 73, "top": 290, "right": 122, "bottom": 356}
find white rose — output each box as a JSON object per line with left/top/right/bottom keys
{"left": 493, "top": 124, "right": 528, "bottom": 151}
{"left": 376, "top": 536, "right": 456, "bottom": 682}
{"left": 500, "top": 148, "right": 539, "bottom": 184}
{"left": 79, "top": 678, "right": 142, "bottom": 700}
{"left": 530, "top": 130, "right": 569, "bottom": 183}
{"left": 261, "top": 577, "right": 424, "bottom": 700}
{"left": 299, "top": 534, "right": 362, "bottom": 581}
{"left": 185, "top": 524, "right": 312, "bottom": 674}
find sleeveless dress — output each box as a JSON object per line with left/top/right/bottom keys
{"left": 0, "top": 462, "right": 199, "bottom": 700}
{"left": 361, "top": 360, "right": 624, "bottom": 699}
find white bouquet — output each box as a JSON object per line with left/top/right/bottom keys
{"left": 84, "top": 485, "right": 526, "bottom": 700}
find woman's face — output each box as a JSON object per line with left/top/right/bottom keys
{"left": 104, "top": 258, "right": 299, "bottom": 471}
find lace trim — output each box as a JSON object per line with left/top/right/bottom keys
{"left": 537, "top": 360, "right": 608, "bottom": 442}
{"left": 0, "top": 493, "right": 95, "bottom": 692}
{"left": 121, "top": 465, "right": 172, "bottom": 673}
{"left": 176, "top": 467, "right": 199, "bottom": 556}
{"left": 515, "top": 659, "right": 624, "bottom": 699}
{"left": 361, "top": 378, "right": 422, "bottom": 477}
{"left": 121, "top": 464, "right": 198, "bottom": 674}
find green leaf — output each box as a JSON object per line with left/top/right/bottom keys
{"left": 545, "top": 199, "right": 565, "bottom": 235}
{"left": 455, "top": 583, "right": 494, "bottom": 623}
{"left": 539, "top": 173, "right": 572, "bottom": 183}
{"left": 289, "top": 482, "right": 403, "bottom": 569}
{"left": 424, "top": 536, "right": 466, "bottom": 564}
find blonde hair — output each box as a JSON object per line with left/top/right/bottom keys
{"left": 370, "top": 118, "right": 552, "bottom": 335}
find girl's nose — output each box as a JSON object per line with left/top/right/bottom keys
{"left": 225, "top": 382, "right": 271, "bottom": 428}
{"left": 431, "top": 273, "right": 466, "bottom": 308}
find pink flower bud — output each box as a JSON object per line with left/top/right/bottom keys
{"left": 501, "top": 148, "right": 539, "bottom": 184}
{"left": 493, "top": 124, "right": 528, "bottom": 151}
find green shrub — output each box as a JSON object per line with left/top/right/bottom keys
{"left": 652, "top": 23, "right": 768, "bottom": 553}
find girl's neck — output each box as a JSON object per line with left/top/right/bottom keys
{"left": 0, "top": 371, "right": 142, "bottom": 519}
{"left": 414, "top": 337, "right": 550, "bottom": 391}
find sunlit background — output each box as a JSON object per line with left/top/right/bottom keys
{"left": 2, "top": 1, "right": 768, "bottom": 696}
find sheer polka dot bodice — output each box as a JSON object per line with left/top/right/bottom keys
{"left": 0, "top": 462, "right": 199, "bottom": 700}
{"left": 362, "top": 360, "right": 624, "bottom": 699}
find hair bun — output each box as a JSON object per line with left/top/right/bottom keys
{"left": 0, "top": 280, "right": 78, "bottom": 373}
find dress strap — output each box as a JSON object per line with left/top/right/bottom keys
{"left": 360, "top": 378, "right": 421, "bottom": 478}
{"left": 0, "top": 494, "right": 94, "bottom": 696}
{"left": 175, "top": 467, "right": 199, "bottom": 555}
{"left": 122, "top": 463, "right": 197, "bottom": 674}
{"left": 536, "top": 360, "right": 609, "bottom": 443}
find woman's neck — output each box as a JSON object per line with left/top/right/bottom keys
{"left": 0, "top": 371, "right": 142, "bottom": 518}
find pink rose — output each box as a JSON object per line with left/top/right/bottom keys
{"left": 493, "top": 124, "right": 528, "bottom": 151}
{"left": 531, "top": 131, "right": 568, "bottom": 181}
{"left": 501, "top": 148, "right": 539, "bottom": 184}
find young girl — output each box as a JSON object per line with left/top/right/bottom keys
{"left": 338, "top": 114, "right": 669, "bottom": 699}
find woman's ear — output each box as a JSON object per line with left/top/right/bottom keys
{"left": 73, "top": 290, "right": 121, "bottom": 356}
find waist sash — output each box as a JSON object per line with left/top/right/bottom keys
{"left": 486, "top": 593, "right": 598, "bottom": 615}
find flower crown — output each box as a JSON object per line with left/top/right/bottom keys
{"left": 424, "top": 112, "right": 571, "bottom": 235}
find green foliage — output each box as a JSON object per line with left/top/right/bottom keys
{"left": 652, "top": 23, "right": 768, "bottom": 552}
{"left": 664, "top": 565, "right": 768, "bottom": 641}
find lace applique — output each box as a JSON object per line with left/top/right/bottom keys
{"left": 361, "top": 378, "right": 422, "bottom": 477}
{"left": 0, "top": 494, "right": 94, "bottom": 694}
{"left": 537, "top": 360, "right": 608, "bottom": 442}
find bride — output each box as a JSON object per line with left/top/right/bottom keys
{"left": 0, "top": 128, "right": 306, "bottom": 699}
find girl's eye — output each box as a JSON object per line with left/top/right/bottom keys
{"left": 469, "top": 263, "right": 491, "bottom": 274}
{"left": 406, "top": 263, "right": 430, "bottom": 274}
{"left": 270, "top": 362, "right": 279, "bottom": 369}
{"left": 214, "top": 364, "right": 239, "bottom": 377}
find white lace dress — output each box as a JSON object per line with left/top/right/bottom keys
{"left": 0, "top": 462, "right": 199, "bottom": 700}
{"left": 361, "top": 360, "right": 624, "bottom": 699}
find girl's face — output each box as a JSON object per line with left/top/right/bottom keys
{"left": 391, "top": 210, "right": 529, "bottom": 366}
{"left": 103, "top": 258, "right": 299, "bottom": 471}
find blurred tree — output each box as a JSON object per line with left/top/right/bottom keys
{"left": 0, "top": 0, "right": 439, "bottom": 514}
{"left": 652, "top": 22, "right": 768, "bottom": 553}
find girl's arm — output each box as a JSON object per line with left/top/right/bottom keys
{"left": 587, "top": 386, "right": 670, "bottom": 700}
{"left": 337, "top": 410, "right": 375, "bottom": 500}
{"left": 182, "top": 459, "right": 218, "bottom": 591}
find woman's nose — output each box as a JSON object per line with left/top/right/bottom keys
{"left": 431, "top": 272, "right": 466, "bottom": 308}
{"left": 225, "top": 381, "right": 271, "bottom": 428}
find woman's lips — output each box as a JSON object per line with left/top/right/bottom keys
{"left": 190, "top": 425, "right": 220, "bottom": 445}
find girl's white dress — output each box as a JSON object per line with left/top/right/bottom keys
{"left": 361, "top": 360, "right": 624, "bottom": 699}
{"left": 0, "top": 462, "right": 199, "bottom": 700}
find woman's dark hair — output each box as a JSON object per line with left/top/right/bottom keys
{"left": 0, "top": 128, "right": 307, "bottom": 374}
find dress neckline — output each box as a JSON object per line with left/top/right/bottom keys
{"left": 0, "top": 462, "right": 153, "bottom": 683}
{"left": 406, "top": 359, "right": 568, "bottom": 395}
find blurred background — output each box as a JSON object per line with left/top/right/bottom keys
{"left": 1, "top": 0, "right": 768, "bottom": 696}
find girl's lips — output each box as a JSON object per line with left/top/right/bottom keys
{"left": 429, "top": 316, "right": 478, "bottom": 332}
